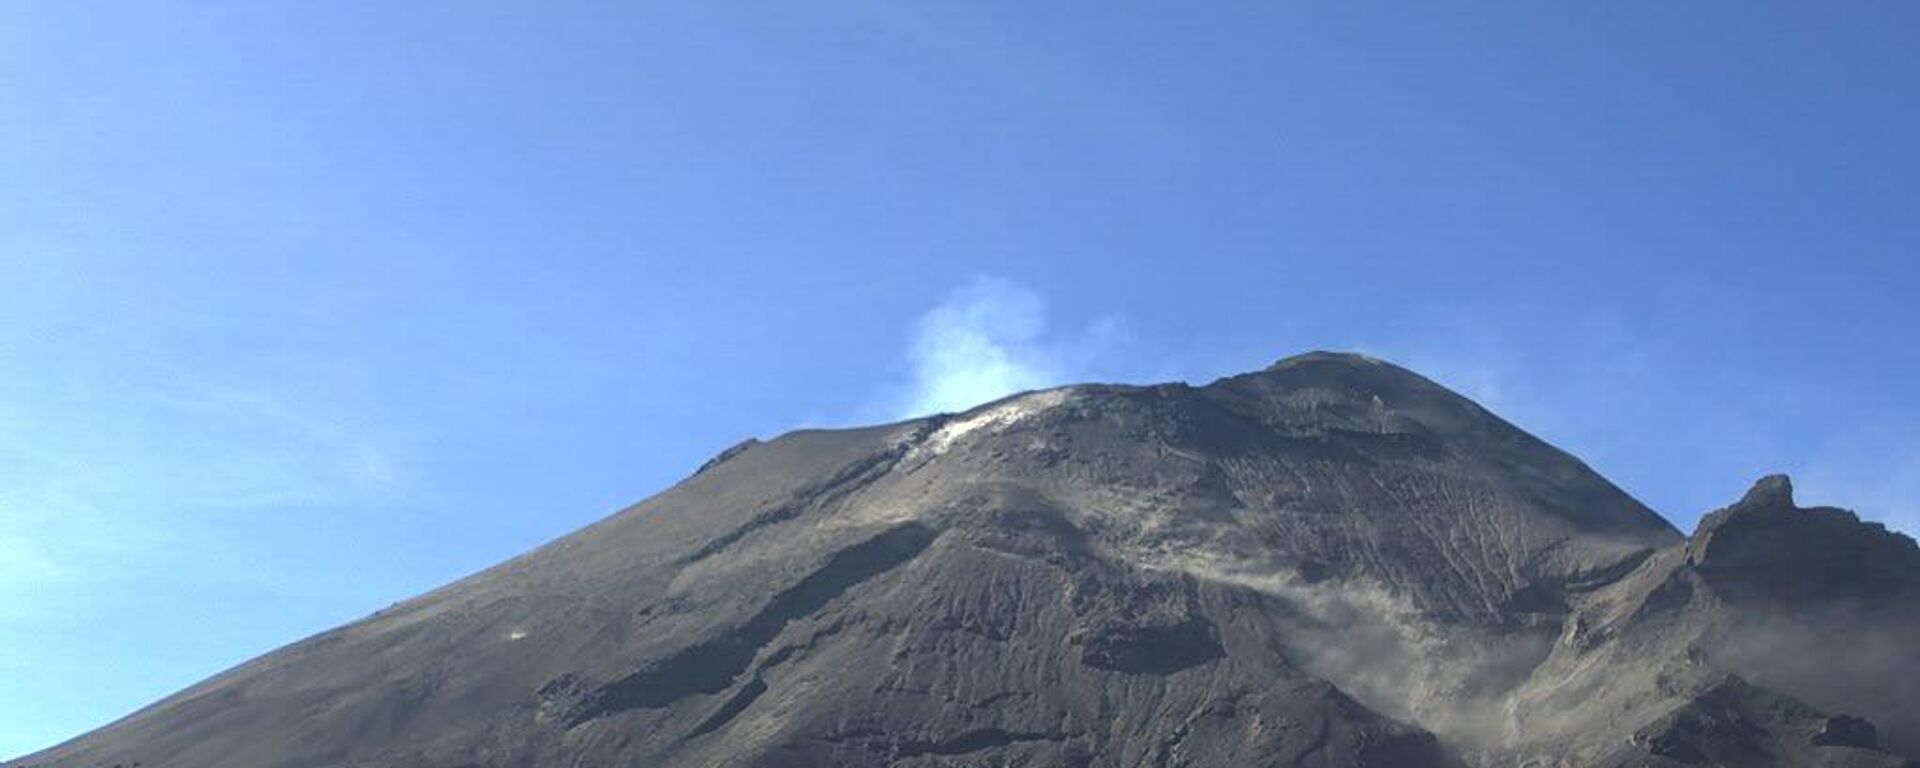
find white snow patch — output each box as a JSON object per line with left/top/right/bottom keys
{"left": 921, "top": 388, "right": 1074, "bottom": 456}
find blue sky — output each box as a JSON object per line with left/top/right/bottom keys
{"left": 3, "top": 1, "right": 1918, "bottom": 758}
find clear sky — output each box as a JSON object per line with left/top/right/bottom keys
{"left": 3, "top": 1, "right": 1918, "bottom": 758}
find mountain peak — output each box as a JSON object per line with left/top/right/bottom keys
{"left": 1689, "top": 474, "right": 1920, "bottom": 602}
{"left": 1265, "top": 349, "right": 1394, "bottom": 370}
{"left": 1255, "top": 350, "right": 1436, "bottom": 394}
{"left": 1735, "top": 473, "right": 1796, "bottom": 510}
{"left": 1203, "top": 350, "right": 1502, "bottom": 440}
{"left": 13, "top": 353, "right": 1914, "bottom": 768}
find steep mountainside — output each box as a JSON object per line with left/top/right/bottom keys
{"left": 10, "top": 352, "right": 1917, "bottom": 768}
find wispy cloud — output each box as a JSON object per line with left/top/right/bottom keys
{"left": 894, "top": 276, "right": 1122, "bottom": 418}
{"left": 0, "top": 366, "right": 418, "bottom": 629}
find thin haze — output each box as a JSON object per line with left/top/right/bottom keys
{"left": 4, "top": 1, "right": 1919, "bottom": 759}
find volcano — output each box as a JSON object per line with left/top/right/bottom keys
{"left": 11, "top": 352, "right": 1919, "bottom": 767}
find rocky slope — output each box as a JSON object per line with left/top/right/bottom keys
{"left": 10, "top": 352, "right": 1917, "bottom": 768}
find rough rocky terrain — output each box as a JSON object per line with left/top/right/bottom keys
{"left": 10, "top": 352, "right": 1918, "bottom": 767}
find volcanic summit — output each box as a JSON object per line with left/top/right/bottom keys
{"left": 12, "top": 352, "right": 1918, "bottom": 768}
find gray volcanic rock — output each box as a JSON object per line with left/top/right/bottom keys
{"left": 1690, "top": 474, "right": 1920, "bottom": 603}
{"left": 1597, "top": 676, "right": 1907, "bottom": 768}
{"left": 9, "top": 352, "right": 1918, "bottom": 768}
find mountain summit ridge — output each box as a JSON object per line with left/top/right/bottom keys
{"left": 11, "top": 352, "right": 1917, "bottom": 768}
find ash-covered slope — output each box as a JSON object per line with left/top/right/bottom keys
{"left": 11, "top": 352, "right": 1918, "bottom": 768}
{"left": 1490, "top": 471, "right": 1920, "bottom": 768}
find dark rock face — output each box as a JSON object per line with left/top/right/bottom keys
{"left": 1600, "top": 676, "right": 1905, "bottom": 768}
{"left": 8, "top": 352, "right": 1918, "bottom": 768}
{"left": 1690, "top": 474, "right": 1920, "bottom": 603}
{"left": 1814, "top": 715, "right": 1881, "bottom": 750}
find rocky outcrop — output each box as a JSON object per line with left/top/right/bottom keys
{"left": 1814, "top": 715, "right": 1881, "bottom": 750}
{"left": 1689, "top": 474, "right": 1920, "bottom": 603}
{"left": 1599, "top": 676, "right": 1908, "bottom": 768}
